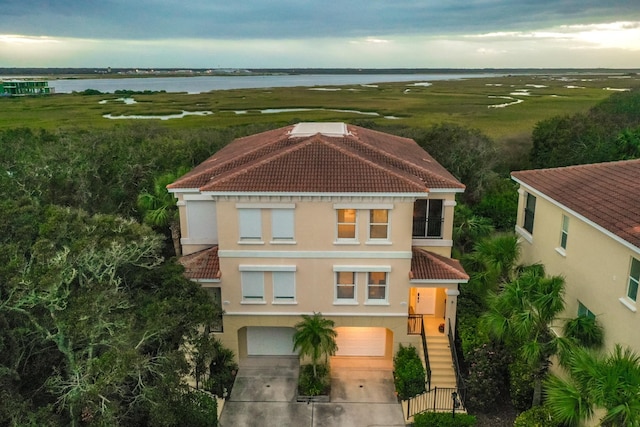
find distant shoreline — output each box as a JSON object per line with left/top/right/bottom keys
{"left": 1, "top": 67, "right": 639, "bottom": 80}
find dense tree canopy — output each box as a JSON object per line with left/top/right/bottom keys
{"left": 0, "top": 202, "right": 221, "bottom": 426}
{"left": 530, "top": 89, "right": 640, "bottom": 168}
{"left": 0, "top": 123, "right": 252, "bottom": 425}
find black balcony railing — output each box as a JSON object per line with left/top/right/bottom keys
{"left": 412, "top": 217, "right": 444, "bottom": 239}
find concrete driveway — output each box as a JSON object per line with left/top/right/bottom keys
{"left": 219, "top": 356, "right": 405, "bottom": 427}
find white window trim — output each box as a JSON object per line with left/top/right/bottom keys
{"left": 271, "top": 208, "right": 296, "bottom": 244}
{"left": 522, "top": 192, "right": 536, "bottom": 234}
{"left": 626, "top": 257, "right": 640, "bottom": 303}
{"left": 367, "top": 209, "right": 391, "bottom": 244}
{"left": 239, "top": 265, "right": 297, "bottom": 272}
{"left": 334, "top": 271, "right": 358, "bottom": 304}
{"left": 333, "top": 265, "right": 391, "bottom": 272}
{"left": 238, "top": 208, "right": 262, "bottom": 243}
{"left": 241, "top": 271, "right": 265, "bottom": 304}
{"left": 335, "top": 208, "right": 358, "bottom": 243}
{"left": 236, "top": 203, "right": 296, "bottom": 209}
{"left": 333, "top": 203, "right": 394, "bottom": 210}
{"left": 619, "top": 297, "right": 637, "bottom": 312}
{"left": 555, "top": 247, "right": 567, "bottom": 257}
{"left": 515, "top": 225, "right": 533, "bottom": 244}
{"left": 273, "top": 271, "right": 296, "bottom": 304}
{"left": 558, "top": 214, "right": 569, "bottom": 251}
{"left": 366, "top": 271, "right": 389, "bottom": 304}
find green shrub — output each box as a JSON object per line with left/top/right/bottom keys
{"left": 413, "top": 411, "right": 476, "bottom": 427}
{"left": 204, "top": 340, "right": 238, "bottom": 399}
{"left": 298, "top": 363, "right": 330, "bottom": 396}
{"left": 513, "top": 405, "right": 562, "bottom": 427}
{"left": 563, "top": 316, "right": 604, "bottom": 349}
{"left": 393, "top": 344, "right": 426, "bottom": 400}
{"left": 464, "top": 342, "right": 510, "bottom": 413}
{"left": 176, "top": 391, "right": 218, "bottom": 427}
{"left": 509, "top": 357, "right": 535, "bottom": 411}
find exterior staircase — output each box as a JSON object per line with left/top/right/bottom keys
{"left": 402, "top": 326, "right": 465, "bottom": 420}
{"left": 425, "top": 334, "right": 457, "bottom": 388}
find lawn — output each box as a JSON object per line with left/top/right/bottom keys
{"left": 2, "top": 73, "right": 638, "bottom": 146}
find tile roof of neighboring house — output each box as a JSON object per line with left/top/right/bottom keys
{"left": 512, "top": 159, "right": 640, "bottom": 250}
{"left": 410, "top": 248, "right": 469, "bottom": 282}
{"left": 179, "top": 246, "right": 220, "bottom": 280}
{"left": 167, "top": 123, "right": 464, "bottom": 194}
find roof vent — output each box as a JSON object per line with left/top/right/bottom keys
{"left": 289, "top": 122, "right": 348, "bottom": 138}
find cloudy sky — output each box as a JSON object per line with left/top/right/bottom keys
{"left": 2, "top": 0, "right": 640, "bottom": 69}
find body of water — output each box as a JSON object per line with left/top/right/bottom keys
{"left": 50, "top": 73, "right": 502, "bottom": 94}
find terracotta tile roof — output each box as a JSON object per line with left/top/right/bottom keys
{"left": 512, "top": 159, "right": 640, "bottom": 249}
{"left": 410, "top": 248, "right": 469, "bottom": 281}
{"left": 167, "top": 123, "right": 464, "bottom": 194}
{"left": 179, "top": 246, "right": 220, "bottom": 280}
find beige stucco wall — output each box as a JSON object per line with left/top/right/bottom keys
{"left": 515, "top": 186, "right": 640, "bottom": 354}
{"left": 216, "top": 314, "right": 422, "bottom": 360}
{"left": 176, "top": 191, "right": 463, "bottom": 359}
{"left": 216, "top": 196, "right": 417, "bottom": 252}
{"left": 219, "top": 256, "right": 412, "bottom": 314}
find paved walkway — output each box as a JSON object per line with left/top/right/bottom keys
{"left": 219, "top": 356, "right": 405, "bottom": 427}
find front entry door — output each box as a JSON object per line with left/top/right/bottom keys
{"left": 416, "top": 288, "right": 436, "bottom": 315}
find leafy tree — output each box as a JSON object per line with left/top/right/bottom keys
{"left": 350, "top": 121, "right": 498, "bottom": 203}
{"left": 293, "top": 313, "right": 337, "bottom": 378}
{"left": 416, "top": 123, "right": 498, "bottom": 203}
{"left": 472, "top": 178, "right": 518, "bottom": 231}
{"left": 545, "top": 345, "right": 640, "bottom": 427}
{"left": 482, "top": 265, "right": 565, "bottom": 407}
{"left": 615, "top": 126, "right": 640, "bottom": 159}
{"left": 530, "top": 89, "right": 640, "bottom": 168}
{"left": 0, "top": 205, "right": 219, "bottom": 426}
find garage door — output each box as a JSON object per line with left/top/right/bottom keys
{"left": 335, "top": 327, "right": 387, "bottom": 357}
{"left": 246, "top": 326, "right": 297, "bottom": 356}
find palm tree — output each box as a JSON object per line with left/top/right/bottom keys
{"left": 563, "top": 315, "right": 604, "bottom": 350}
{"left": 545, "top": 344, "right": 640, "bottom": 426}
{"left": 137, "top": 168, "right": 188, "bottom": 257}
{"left": 452, "top": 203, "right": 495, "bottom": 255}
{"left": 482, "top": 264, "right": 565, "bottom": 406}
{"left": 293, "top": 312, "right": 338, "bottom": 378}
{"left": 463, "top": 233, "right": 522, "bottom": 296}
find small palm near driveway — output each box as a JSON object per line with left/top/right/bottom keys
{"left": 220, "top": 313, "right": 405, "bottom": 426}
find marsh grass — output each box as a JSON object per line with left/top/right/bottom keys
{"left": 2, "top": 74, "right": 638, "bottom": 145}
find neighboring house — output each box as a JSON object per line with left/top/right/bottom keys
{"left": 512, "top": 159, "right": 640, "bottom": 353}
{"left": 168, "top": 122, "right": 468, "bottom": 365}
{"left": 0, "top": 80, "right": 53, "bottom": 96}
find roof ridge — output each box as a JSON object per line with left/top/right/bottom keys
{"left": 169, "top": 126, "right": 295, "bottom": 189}
{"left": 203, "top": 134, "right": 328, "bottom": 189}
{"left": 319, "top": 135, "right": 430, "bottom": 191}
{"left": 514, "top": 158, "right": 640, "bottom": 175}
{"left": 207, "top": 134, "right": 429, "bottom": 192}
{"left": 347, "top": 126, "right": 464, "bottom": 188}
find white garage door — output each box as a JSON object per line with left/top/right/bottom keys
{"left": 246, "top": 326, "right": 297, "bottom": 356}
{"left": 335, "top": 327, "right": 387, "bottom": 357}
